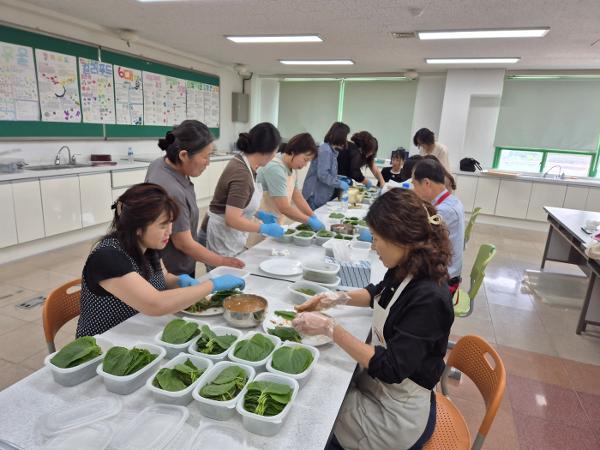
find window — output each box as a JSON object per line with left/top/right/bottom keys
{"left": 544, "top": 153, "right": 593, "bottom": 177}
{"left": 496, "top": 149, "right": 543, "bottom": 172}
{"left": 494, "top": 146, "right": 599, "bottom": 177}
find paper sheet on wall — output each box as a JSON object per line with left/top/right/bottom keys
{"left": 35, "top": 49, "right": 81, "bottom": 122}
{"left": 78, "top": 57, "right": 115, "bottom": 124}
{"left": 143, "top": 71, "right": 167, "bottom": 125}
{"left": 186, "top": 80, "right": 205, "bottom": 123}
{"left": 114, "top": 65, "right": 143, "bottom": 125}
{"left": 205, "top": 84, "right": 220, "bottom": 128}
{"left": 0, "top": 42, "right": 40, "bottom": 120}
{"left": 165, "top": 76, "right": 187, "bottom": 125}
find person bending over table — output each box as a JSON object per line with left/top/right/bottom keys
{"left": 293, "top": 188, "right": 454, "bottom": 450}
{"left": 337, "top": 131, "right": 385, "bottom": 189}
{"left": 76, "top": 183, "right": 245, "bottom": 337}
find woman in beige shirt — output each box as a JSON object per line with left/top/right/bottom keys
{"left": 413, "top": 128, "right": 450, "bottom": 172}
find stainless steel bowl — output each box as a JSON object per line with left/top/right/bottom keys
{"left": 222, "top": 294, "right": 268, "bottom": 328}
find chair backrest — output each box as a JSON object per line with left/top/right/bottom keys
{"left": 467, "top": 244, "right": 496, "bottom": 300}
{"left": 42, "top": 278, "right": 82, "bottom": 353}
{"left": 441, "top": 335, "right": 506, "bottom": 450}
{"left": 464, "top": 207, "right": 482, "bottom": 246}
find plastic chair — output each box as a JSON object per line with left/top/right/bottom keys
{"left": 42, "top": 278, "right": 81, "bottom": 353}
{"left": 453, "top": 244, "right": 496, "bottom": 317}
{"left": 424, "top": 335, "right": 506, "bottom": 450}
{"left": 463, "top": 207, "right": 482, "bottom": 248}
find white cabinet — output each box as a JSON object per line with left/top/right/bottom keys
{"left": 473, "top": 178, "right": 500, "bottom": 215}
{"left": 208, "top": 160, "right": 229, "bottom": 197}
{"left": 563, "top": 186, "right": 589, "bottom": 211}
{"left": 12, "top": 180, "right": 45, "bottom": 243}
{"left": 495, "top": 180, "right": 532, "bottom": 219}
{"left": 111, "top": 168, "right": 147, "bottom": 188}
{"left": 79, "top": 173, "right": 113, "bottom": 227}
{"left": 586, "top": 187, "right": 600, "bottom": 212}
{"left": 526, "top": 183, "right": 567, "bottom": 221}
{"left": 192, "top": 171, "right": 211, "bottom": 200}
{"left": 454, "top": 175, "right": 478, "bottom": 213}
{"left": 0, "top": 183, "right": 18, "bottom": 248}
{"left": 40, "top": 176, "right": 82, "bottom": 236}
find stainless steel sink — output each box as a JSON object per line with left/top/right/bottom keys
{"left": 26, "top": 163, "right": 93, "bottom": 171}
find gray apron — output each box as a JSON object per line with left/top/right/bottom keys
{"left": 334, "top": 275, "right": 432, "bottom": 450}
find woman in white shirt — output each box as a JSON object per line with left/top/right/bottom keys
{"left": 413, "top": 128, "right": 450, "bottom": 172}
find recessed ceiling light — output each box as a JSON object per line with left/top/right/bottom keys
{"left": 226, "top": 35, "right": 322, "bottom": 43}
{"left": 280, "top": 60, "right": 354, "bottom": 65}
{"left": 426, "top": 57, "right": 521, "bottom": 64}
{"left": 418, "top": 28, "right": 549, "bottom": 40}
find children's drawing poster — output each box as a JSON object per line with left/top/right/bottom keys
{"left": 79, "top": 57, "right": 115, "bottom": 124}
{"left": 165, "top": 76, "right": 187, "bottom": 125}
{"left": 143, "top": 71, "right": 167, "bottom": 126}
{"left": 0, "top": 42, "right": 40, "bottom": 121}
{"left": 35, "top": 49, "right": 81, "bottom": 122}
{"left": 114, "top": 65, "right": 143, "bottom": 125}
{"left": 185, "top": 80, "right": 205, "bottom": 123}
{"left": 205, "top": 84, "right": 220, "bottom": 128}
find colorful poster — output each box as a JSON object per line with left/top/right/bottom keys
{"left": 114, "top": 65, "right": 143, "bottom": 125}
{"left": 0, "top": 42, "right": 39, "bottom": 120}
{"left": 143, "top": 71, "right": 166, "bottom": 125}
{"left": 35, "top": 49, "right": 81, "bottom": 122}
{"left": 78, "top": 57, "right": 115, "bottom": 124}
{"left": 186, "top": 80, "right": 205, "bottom": 123}
{"left": 165, "top": 76, "right": 187, "bottom": 125}
{"left": 205, "top": 84, "right": 220, "bottom": 128}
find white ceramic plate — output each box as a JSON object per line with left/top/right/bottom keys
{"left": 262, "top": 311, "right": 332, "bottom": 347}
{"left": 259, "top": 258, "right": 303, "bottom": 277}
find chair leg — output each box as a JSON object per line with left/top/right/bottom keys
{"left": 448, "top": 367, "right": 462, "bottom": 380}
{"left": 47, "top": 342, "right": 56, "bottom": 354}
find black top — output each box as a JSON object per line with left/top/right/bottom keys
{"left": 381, "top": 166, "right": 403, "bottom": 184}
{"left": 365, "top": 270, "right": 454, "bottom": 389}
{"left": 337, "top": 141, "right": 367, "bottom": 183}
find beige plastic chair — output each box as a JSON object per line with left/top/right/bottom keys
{"left": 42, "top": 278, "right": 81, "bottom": 353}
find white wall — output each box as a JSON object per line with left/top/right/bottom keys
{"left": 463, "top": 96, "right": 503, "bottom": 168}
{"left": 410, "top": 74, "right": 446, "bottom": 154}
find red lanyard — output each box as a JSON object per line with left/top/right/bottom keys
{"left": 434, "top": 190, "right": 450, "bottom": 206}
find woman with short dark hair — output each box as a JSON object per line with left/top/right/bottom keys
{"left": 338, "top": 131, "right": 385, "bottom": 188}
{"left": 413, "top": 127, "right": 450, "bottom": 171}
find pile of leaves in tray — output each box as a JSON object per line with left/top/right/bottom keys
{"left": 295, "top": 231, "right": 314, "bottom": 238}
{"left": 243, "top": 381, "right": 293, "bottom": 416}
{"left": 233, "top": 333, "right": 276, "bottom": 362}
{"left": 161, "top": 319, "right": 201, "bottom": 344}
{"left": 199, "top": 365, "right": 247, "bottom": 401}
{"left": 196, "top": 325, "right": 237, "bottom": 355}
{"left": 295, "top": 223, "right": 313, "bottom": 231}
{"left": 271, "top": 346, "right": 314, "bottom": 374}
{"left": 102, "top": 346, "right": 157, "bottom": 376}
{"left": 274, "top": 310, "right": 297, "bottom": 320}
{"left": 50, "top": 336, "right": 102, "bottom": 368}
{"left": 284, "top": 228, "right": 296, "bottom": 235}
{"left": 328, "top": 212, "right": 345, "bottom": 219}
{"left": 267, "top": 327, "right": 302, "bottom": 343}
{"left": 333, "top": 233, "right": 353, "bottom": 240}
{"left": 316, "top": 230, "right": 334, "bottom": 238}
{"left": 185, "top": 289, "right": 242, "bottom": 313}
{"left": 152, "top": 358, "right": 205, "bottom": 392}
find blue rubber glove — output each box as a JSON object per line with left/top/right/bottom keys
{"left": 256, "top": 210, "right": 278, "bottom": 224}
{"left": 177, "top": 274, "right": 199, "bottom": 287}
{"left": 339, "top": 180, "right": 350, "bottom": 191}
{"left": 358, "top": 228, "right": 373, "bottom": 243}
{"left": 211, "top": 274, "right": 246, "bottom": 293}
{"left": 364, "top": 179, "right": 373, "bottom": 189}
{"left": 307, "top": 215, "right": 325, "bottom": 231}
{"left": 259, "top": 222, "right": 285, "bottom": 238}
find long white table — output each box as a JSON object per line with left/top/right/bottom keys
{"left": 0, "top": 218, "right": 380, "bottom": 449}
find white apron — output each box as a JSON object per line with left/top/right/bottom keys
{"left": 259, "top": 156, "right": 297, "bottom": 225}
{"left": 334, "top": 275, "right": 432, "bottom": 450}
{"left": 206, "top": 154, "right": 263, "bottom": 257}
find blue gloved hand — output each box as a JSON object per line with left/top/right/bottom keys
{"left": 177, "top": 274, "right": 199, "bottom": 288}
{"left": 365, "top": 179, "right": 373, "bottom": 189}
{"left": 307, "top": 215, "right": 325, "bottom": 231}
{"left": 211, "top": 274, "right": 246, "bottom": 293}
{"left": 339, "top": 180, "right": 350, "bottom": 191}
{"left": 358, "top": 228, "right": 373, "bottom": 243}
{"left": 256, "top": 210, "right": 278, "bottom": 224}
{"left": 259, "top": 222, "right": 285, "bottom": 238}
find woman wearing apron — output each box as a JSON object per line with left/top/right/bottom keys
{"left": 256, "top": 132, "right": 325, "bottom": 230}
{"left": 293, "top": 188, "right": 454, "bottom": 450}
{"left": 202, "top": 122, "right": 285, "bottom": 259}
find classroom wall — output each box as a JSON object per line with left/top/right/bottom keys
{"left": 409, "top": 73, "right": 446, "bottom": 154}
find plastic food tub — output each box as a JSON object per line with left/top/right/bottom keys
{"left": 145, "top": 353, "right": 213, "bottom": 406}
{"left": 236, "top": 372, "right": 299, "bottom": 436}
{"left": 315, "top": 231, "right": 335, "bottom": 246}
{"left": 311, "top": 276, "right": 341, "bottom": 289}
{"left": 227, "top": 331, "right": 281, "bottom": 372}
{"left": 277, "top": 228, "right": 296, "bottom": 243}
{"left": 183, "top": 421, "right": 246, "bottom": 450}
{"left": 302, "top": 260, "right": 340, "bottom": 284}
{"left": 266, "top": 342, "right": 319, "bottom": 388}
{"left": 40, "top": 422, "right": 113, "bottom": 450}
{"left": 208, "top": 266, "right": 250, "bottom": 280}
{"left": 350, "top": 240, "right": 372, "bottom": 261}
{"left": 192, "top": 361, "right": 255, "bottom": 421}
{"left": 154, "top": 318, "right": 207, "bottom": 359}
{"left": 44, "top": 336, "right": 112, "bottom": 387}
{"left": 96, "top": 342, "right": 165, "bottom": 395}
{"left": 292, "top": 231, "right": 314, "bottom": 247}
{"left": 287, "top": 280, "right": 330, "bottom": 305}
{"left": 188, "top": 325, "right": 243, "bottom": 361}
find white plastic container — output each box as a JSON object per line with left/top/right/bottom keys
{"left": 145, "top": 353, "right": 213, "bottom": 406}
{"left": 40, "top": 422, "right": 113, "bottom": 450}
{"left": 314, "top": 231, "right": 335, "bottom": 246}
{"left": 313, "top": 276, "right": 341, "bottom": 289}
{"left": 184, "top": 422, "right": 246, "bottom": 450}
{"left": 44, "top": 336, "right": 112, "bottom": 387}
{"left": 292, "top": 230, "right": 314, "bottom": 247}
{"left": 154, "top": 318, "right": 207, "bottom": 359}
{"left": 227, "top": 331, "right": 281, "bottom": 371}
{"left": 236, "top": 372, "right": 299, "bottom": 436}
{"left": 193, "top": 361, "right": 255, "bottom": 421}
{"left": 302, "top": 260, "right": 340, "bottom": 284}
{"left": 350, "top": 240, "right": 372, "bottom": 261}
{"left": 96, "top": 342, "right": 165, "bottom": 395}
{"left": 187, "top": 325, "right": 242, "bottom": 361}
{"left": 277, "top": 228, "right": 296, "bottom": 243}
{"left": 287, "top": 280, "right": 330, "bottom": 305}
{"left": 208, "top": 266, "right": 250, "bottom": 280}
{"left": 266, "top": 342, "right": 320, "bottom": 388}
{"left": 110, "top": 404, "right": 189, "bottom": 450}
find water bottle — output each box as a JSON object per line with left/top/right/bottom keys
{"left": 127, "top": 146, "right": 134, "bottom": 163}
{"left": 340, "top": 189, "right": 349, "bottom": 212}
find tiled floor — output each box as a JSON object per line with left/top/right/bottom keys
{"left": 0, "top": 223, "right": 599, "bottom": 449}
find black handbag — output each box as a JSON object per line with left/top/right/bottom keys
{"left": 459, "top": 157, "right": 482, "bottom": 172}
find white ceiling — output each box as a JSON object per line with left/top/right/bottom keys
{"left": 16, "top": 0, "right": 600, "bottom": 75}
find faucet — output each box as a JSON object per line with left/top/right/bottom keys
{"left": 542, "top": 165, "right": 565, "bottom": 179}
{"left": 54, "top": 145, "right": 72, "bottom": 165}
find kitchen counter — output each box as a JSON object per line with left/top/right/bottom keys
{"left": 455, "top": 169, "right": 600, "bottom": 189}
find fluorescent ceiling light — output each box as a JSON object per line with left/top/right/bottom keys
{"left": 508, "top": 74, "right": 600, "bottom": 80}
{"left": 226, "top": 35, "right": 322, "bottom": 43}
{"left": 418, "top": 28, "right": 549, "bottom": 40}
{"left": 280, "top": 60, "right": 354, "bottom": 65}
{"left": 426, "top": 57, "right": 520, "bottom": 64}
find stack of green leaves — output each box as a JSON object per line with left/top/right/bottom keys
{"left": 185, "top": 289, "right": 241, "bottom": 313}
{"left": 196, "top": 325, "right": 237, "bottom": 355}
{"left": 243, "top": 381, "right": 293, "bottom": 416}
{"left": 271, "top": 346, "right": 314, "bottom": 375}
{"left": 50, "top": 336, "right": 102, "bottom": 369}
{"left": 233, "top": 334, "right": 275, "bottom": 362}
{"left": 102, "top": 346, "right": 157, "bottom": 376}
{"left": 267, "top": 327, "right": 302, "bottom": 343}
{"left": 199, "top": 365, "right": 247, "bottom": 401}
{"left": 295, "top": 223, "right": 312, "bottom": 231}
{"left": 161, "top": 319, "right": 200, "bottom": 344}
{"left": 152, "top": 358, "right": 205, "bottom": 392}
